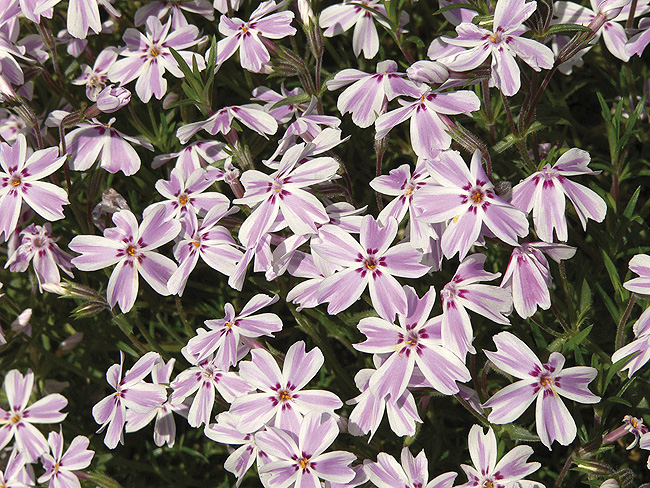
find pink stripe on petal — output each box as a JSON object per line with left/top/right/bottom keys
{"left": 107, "top": 259, "right": 139, "bottom": 313}
{"left": 485, "top": 332, "right": 542, "bottom": 378}
{"left": 468, "top": 425, "right": 497, "bottom": 475}
{"left": 483, "top": 380, "right": 538, "bottom": 424}
{"left": 535, "top": 390, "right": 576, "bottom": 448}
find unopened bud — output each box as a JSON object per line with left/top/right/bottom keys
{"left": 0, "top": 75, "right": 19, "bottom": 104}
{"left": 600, "top": 479, "right": 619, "bottom": 488}
{"left": 597, "top": 0, "right": 630, "bottom": 19}
{"left": 95, "top": 85, "right": 131, "bottom": 113}
{"left": 72, "top": 300, "right": 110, "bottom": 318}
{"left": 407, "top": 60, "right": 449, "bottom": 84}
{"left": 58, "top": 332, "right": 84, "bottom": 354}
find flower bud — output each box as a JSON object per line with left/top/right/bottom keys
{"left": 95, "top": 85, "right": 131, "bottom": 113}
{"left": 407, "top": 60, "right": 449, "bottom": 84}
{"left": 597, "top": 0, "right": 630, "bottom": 20}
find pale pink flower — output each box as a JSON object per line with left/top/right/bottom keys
{"left": 38, "top": 430, "right": 94, "bottom": 488}
{"left": 216, "top": 0, "right": 296, "bottom": 72}
{"left": 366, "top": 447, "right": 457, "bottom": 488}
{"left": 71, "top": 47, "right": 118, "bottom": 101}
{"left": 483, "top": 332, "right": 600, "bottom": 449}
{"left": 0, "top": 134, "right": 68, "bottom": 242}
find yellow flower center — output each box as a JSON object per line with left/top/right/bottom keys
{"left": 9, "top": 175, "right": 20, "bottom": 186}
{"left": 242, "top": 26, "right": 249, "bottom": 34}
{"left": 150, "top": 46, "right": 161, "bottom": 57}
{"left": 540, "top": 376, "right": 554, "bottom": 387}
{"left": 299, "top": 458, "right": 309, "bottom": 469}
{"left": 471, "top": 190, "right": 484, "bottom": 203}
{"left": 126, "top": 246, "right": 138, "bottom": 257}
{"left": 365, "top": 258, "right": 377, "bottom": 270}
{"left": 483, "top": 481, "right": 494, "bottom": 488}
{"left": 632, "top": 418, "right": 639, "bottom": 428}
{"left": 404, "top": 188, "right": 413, "bottom": 195}
{"left": 278, "top": 390, "right": 291, "bottom": 401}
{"left": 9, "top": 413, "right": 20, "bottom": 423}
{"left": 192, "top": 241, "right": 201, "bottom": 248}
{"left": 179, "top": 195, "right": 189, "bottom": 206}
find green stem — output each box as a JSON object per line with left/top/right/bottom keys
{"left": 615, "top": 294, "right": 637, "bottom": 350}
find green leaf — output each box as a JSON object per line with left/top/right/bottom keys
{"left": 606, "top": 396, "right": 633, "bottom": 407}
{"left": 543, "top": 23, "right": 591, "bottom": 36}
{"left": 595, "top": 282, "right": 620, "bottom": 323}
{"left": 500, "top": 423, "right": 540, "bottom": 442}
{"left": 270, "top": 92, "right": 313, "bottom": 110}
{"left": 604, "top": 351, "right": 640, "bottom": 393}
{"left": 601, "top": 250, "right": 626, "bottom": 303}
{"left": 623, "top": 186, "right": 642, "bottom": 219}
{"left": 562, "top": 324, "right": 593, "bottom": 352}
{"left": 404, "top": 35, "right": 426, "bottom": 50}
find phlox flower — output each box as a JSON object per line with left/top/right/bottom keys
{"left": 611, "top": 306, "right": 650, "bottom": 377}
{"left": 69, "top": 207, "right": 181, "bottom": 313}
{"left": 511, "top": 148, "right": 607, "bottom": 243}
{"left": 167, "top": 204, "right": 243, "bottom": 296}
{"left": 437, "top": 0, "right": 554, "bottom": 96}
{"left": 184, "top": 293, "right": 282, "bottom": 368}
{"left": 370, "top": 161, "right": 438, "bottom": 249}
{"left": 108, "top": 17, "right": 205, "bottom": 102}
{"left": 483, "top": 331, "right": 600, "bottom": 448}
{"left": 235, "top": 143, "right": 340, "bottom": 248}
{"left": 134, "top": 0, "right": 214, "bottom": 30}
{"left": 415, "top": 150, "right": 529, "bottom": 260}
{"left": 458, "top": 425, "right": 541, "bottom": 488}
{"left": 347, "top": 367, "right": 422, "bottom": 440}
{"left": 204, "top": 412, "right": 263, "bottom": 485}
{"left": 326, "top": 60, "right": 420, "bottom": 128}
{"left": 92, "top": 352, "right": 167, "bottom": 449}
{"left": 0, "top": 369, "right": 68, "bottom": 462}
{"left": 285, "top": 249, "right": 341, "bottom": 311}
{"left": 170, "top": 352, "right": 252, "bottom": 428}
{"left": 313, "top": 215, "right": 429, "bottom": 320}
{"left": 501, "top": 242, "right": 576, "bottom": 318}
{"left": 320, "top": 0, "right": 406, "bottom": 59}
{"left": 151, "top": 167, "right": 228, "bottom": 221}
{"left": 176, "top": 103, "right": 278, "bottom": 144}
{"left": 38, "top": 430, "right": 94, "bottom": 488}
{"left": 152, "top": 140, "right": 230, "bottom": 178}
{"left": 125, "top": 358, "right": 188, "bottom": 447}
{"left": 627, "top": 17, "right": 650, "bottom": 57}
{"left": 5, "top": 223, "right": 74, "bottom": 292}
{"left": 354, "top": 285, "right": 471, "bottom": 401}
{"left": 255, "top": 412, "right": 356, "bottom": 488}
{"left": 374, "top": 88, "right": 480, "bottom": 159}
{"left": 230, "top": 341, "right": 342, "bottom": 434}
{"left": 216, "top": 0, "right": 296, "bottom": 72}
{"left": 366, "top": 447, "right": 457, "bottom": 488}
{"left": 214, "top": 0, "right": 242, "bottom": 13}
{"left": 603, "top": 415, "right": 649, "bottom": 449}
{"left": 71, "top": 47, "right": 118, "bottom": 101}
{"left": 623, "top": 253, "right": 650, "bottom": 295}
{"left": 0, "top": 449, "right": 30, "bottom": 488}
{"left": 67, "top": 0, "right": 104, "bottom": 39}
{"left": 0, "top": 134, "right": 68, "bottom": 242}
{"left": 65, "top": 118, "right": 153, "bottom": 176}
{"left": 440, "top": 254, "right": 513, "bottom": 359}
{"left": 19, "top": 0, "right": 59, "bottom": 24}
{"left": 95, "top": 85, "right": 131, "bottom": 113}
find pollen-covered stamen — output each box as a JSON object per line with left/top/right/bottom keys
{"left": 540, "top": 376, "right": 554, "bottom": 388}
{"left": 298, "top": 457, "right": 310, "bottom": 470}
{"left": 9, "top": 413, "right": 20, "bottom": 423}
{"left": 364, "top": 258, "right": 377, "bottom": 270}
{"left": 178, "top": 194, "right": 189, "bottom": 206}
{"left": 482, "top": 480, "right": 494, "bottom": 488}
{"left": 126, "top": 245, "right": 138, "bottom": 257}
{"left": 150, "top": 46, "right": 161, "bottom": 57}
{"left": 471, "top": 189, "right": 484, "bottom": 203}
{"left": 192, "top": 240, "right": 201, "bottom": 248}
{"left": 278, "top": 390, "right": 292, "bottom": 401}
{"left": 9, "top": 174, "right": 21, "bottom": 186}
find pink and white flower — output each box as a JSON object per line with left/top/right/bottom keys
{"left": 354, "top": 285, "right": 470, "bottom": 400}
{"left": 72, "top": 47, "right": 118, "bottom": 101}
{"left": 69, "top": 207, "right": 181, "bottom": 313}
{"left": 437, "top": 0, "right": 555, "bottom": 96}
{"left": 38, "top": 430, "right": 94, "bottom": 488}
{"left": 416, "top": 150, "right": 529, "bottom": 260}
{"left": 230, "top": 341, "right": 342, "bottom": 434}
{"left": 483, "top": 331, "right": 600, "bottom": 448}
{"left": 92, "top": 352, "right": 167, "bottom": 449}
{"left": 366, "top": 447, "right": 457, "bottom": 488}
{"left": 0, "top": 134, "right": 68, "bottom": 242}
{"left": 511, "top": 148, "right": 607, "bottom": 243}
{"left": 312, "top": 215, "right": 430, "bottom": 321}
{"left": 0, "top": 369, "right": 67, "bottom": 462}
{"left": 216, "top": 0, "right": 296, "bottom": 72}
{"left": 255, "top": 412, "right": 355, "bottom": 487}
{"left": 108, "top": 17, "right": 205, "bottom": 102}
{"left": 5, "top": 223, "right": 74, "bottom": 292}
{"left": 457, "top": 424, "right": 541, "bottom": 488}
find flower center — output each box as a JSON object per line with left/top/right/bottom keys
{"left": 298, "top": 458, "right": 309, "bottom": 470}
{"left": 482, "top": 481, "right": 494, "bottom": 488}
{"left": 540, "top": 376, "right": 554, "bottom": 388}
{"left": 278, "top": 390, "right": 291, "bottom": 401}
{"left": 33, "top": 237, "right": 46, "bottom": 248}
{"left": 126, "top": 245, "right": 138, "bottom": 257}
{"left": 9, "top": 413, "right": 20, "bottom": 423}
{"left": 225, "top": 322, "right": 233, "bottom": 328}
{"left": 9, "top": 174, "right": 20, "bottom": 186}
{"left": 632, "top": 418, "right": 639, "bottom": 428}
{"left": 471, "top": 190, "right": 484, "bottom": 203}
{"left": 365, "top": 258, "right": 377, "bottom": 270}
{"left": 150, "top": 46, "right": 161, "bottom": 57}
{"left": 178, "top": 194, "right": 189, "bottom": 206}
{"left": 192, "top": 240, "right": 201, "bottom": 248}
{"left": 242, "top": 26, "right": 249, "bottom": 34}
